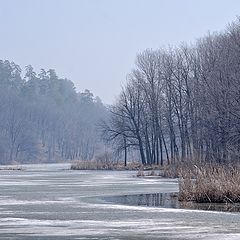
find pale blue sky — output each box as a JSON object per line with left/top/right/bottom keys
{"left": 0, "top": 0, "right": 239, "bottom": 103}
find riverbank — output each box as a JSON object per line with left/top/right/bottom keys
{"left": 178, "top": 164, "right": 240, "bottom": 204}
{"left": 0, "top": 164, "right": 239, "bottom": 239}
{"left": 70, "top": 160, "right": 154, "bottom": 171}
{"left": 135, "top": 162, "right": 240, "bottom": 205}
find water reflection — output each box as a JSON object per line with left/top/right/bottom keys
{"left": 103, "top": 193, "right": 240, "bottom": 213}
{"left": 104, "top": 193, "right": 178, "bottom": 208}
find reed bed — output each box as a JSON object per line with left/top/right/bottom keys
{"left": 70, "top": 160, "right": 142, "bottom": 170}
{"left": 178, "top": 164, "right": 240, "bottom": 203}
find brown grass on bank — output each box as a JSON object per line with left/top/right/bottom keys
{"left": 70, "top": 160, "right": 142, "bottom": 171}
{"left": 160, "top": 159, "right": 206, "bottom": 178}
{"left": 135, "top": 162, "right": 194, "bottom": 178}
{"left": 178, "top": 164, "right": 240, "bottom": 203}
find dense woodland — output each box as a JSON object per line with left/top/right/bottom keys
{"left": 103, "top": 18, "right": 240, "bottom": 165}
{"left": 2, "top": 19, "right": 240, "bottom": 166}
{"left": 0, "top": 63, "right": 107, "bottom": 164}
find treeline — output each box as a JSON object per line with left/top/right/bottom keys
{"left": 103, "top": 18, "right": 240, "bottom": 165}
{"left": 0, "top": 61, "right": 107, "bottom": 164}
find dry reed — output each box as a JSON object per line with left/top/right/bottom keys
{"left": 178, "top": 164, "right": 240, "bottom": 203}
{"left": 70, "top": 160, "right": 142, "bottom": 171}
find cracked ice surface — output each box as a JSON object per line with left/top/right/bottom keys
{"left": 0, "top": 163, "right": 239, "bottom": 239}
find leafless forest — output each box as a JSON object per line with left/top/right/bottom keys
{"left": 1, "top": 18, "right": 240, "bottom": 166}
{"left": 102, "top": 18, "right": 240, "bottom": 166}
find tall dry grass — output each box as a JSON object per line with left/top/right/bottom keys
{"left": 70, "top": 160, "right": 142, "bottom": 170}
{"left": 161, "top": 162, "right": 195, "bottom": 178}
{"left": 178, "top": 164, "right": 240, "bottom": 203}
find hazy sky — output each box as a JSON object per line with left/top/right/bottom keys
{"left": 0, "top": 0, "right": 239, "bottom": 103}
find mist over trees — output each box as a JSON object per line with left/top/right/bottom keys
{"left": 2, "top": 18, "right": 240, "bottom": 167}
{"left": 103, "top": 18, "right": 240, "bottom": 165}
{"left": 0, "top": 61, "right": 107, "bottom": 164}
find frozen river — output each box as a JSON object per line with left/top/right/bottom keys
{"left": 0, "top": 163, "right": 239, "bottom": 239}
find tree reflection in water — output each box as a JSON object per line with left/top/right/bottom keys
{"left": 104, "top": 193, "right": 240, "bottom": 212}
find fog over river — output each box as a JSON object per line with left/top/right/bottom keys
{"left": 0, "top": 163, "right": 239, "bottom": 239}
